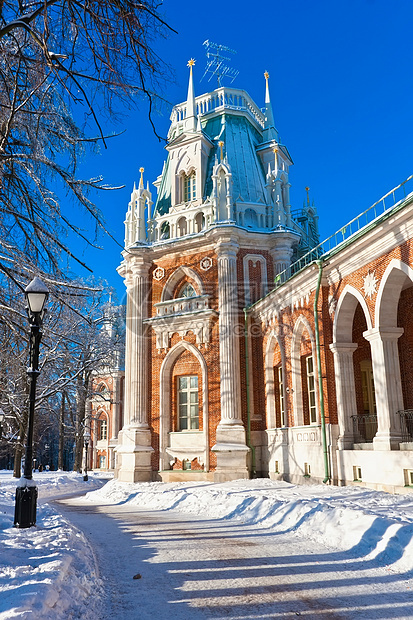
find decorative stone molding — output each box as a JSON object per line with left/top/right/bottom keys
{"left": 200, "top": 256, "right": 213, "bottom": 271}
{"left": 243, "top": 254, "right": 267, "bottom": 306}
{"left": 363, "top": 270, "right": 378, "bottom": 298}
{"left": 145, "top": 309, "right": 218, "bottom": 350}
{"left": 153, "top": 266, "right": 165, "bottom": 281}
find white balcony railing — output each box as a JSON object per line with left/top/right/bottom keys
{"left": 170, "top": 87, "right": 265, "bottom": 129}
{"left": 154, "top": 295, "right": 210, "bottom": 317}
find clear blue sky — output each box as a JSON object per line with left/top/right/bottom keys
{"left": 71, "top": 0, "right": 413, "bottom": 301}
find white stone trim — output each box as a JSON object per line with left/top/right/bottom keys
{"left": 145, "top": 309, "right": 217, "bottom": 350}
{"left": 333, "top": 284, "right": 373, "bottom": 343}
{"left": 264, "top": 331, "right": 285, "bottom": 429}
{"left": 243, "top": 254, "right": 268, "bottom": 306}
{"left": 291, "top": 315, "right": 318, "bottom": 427}
{"left": 375, "top": 258, "right": 413, "bottom": 328}
{"left": 161, "top": 265, "right": 205, "bottom": 301}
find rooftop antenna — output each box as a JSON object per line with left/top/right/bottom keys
{"left": 201, "top": 40, "right": 239, "bottom": 87}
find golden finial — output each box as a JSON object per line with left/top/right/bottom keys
{"left": 305, "top": 186, "right": 310, "bottom": 206}
{"left": 139, "top": 167, "right": 144, "bottom": 173}
{"left": 187, "top": 58, "right": 196, "bottom": 68}
{"left": 264, "top": 71, "right": 269, "bottom": 81}
{"left": 139, "top": 167, "right": 144, "bottom": 187}
{"left": 218, "top": 141, "right": 224, "bottom": 162}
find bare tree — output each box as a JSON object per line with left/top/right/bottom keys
{"left": 0, "top": 1, "right": 173, "bottom": 294}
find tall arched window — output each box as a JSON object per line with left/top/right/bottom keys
{"left": 184, "top": 171, "right": 196, "bottom": 202}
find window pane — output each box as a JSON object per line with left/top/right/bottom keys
{"left": 179, "top": 377, "right": 187, "bottom": 389}
{"left": 180, "top": 418, "right": 188, "bottom": 430}
{"left": 190, "top": 404, "right": 198, "bottom": 417}
{"left": 190, "top": 376, "right": 198, "bottom": 388}
{"left": 190, "top": 418, "right": 199, "bottom": 430}
{"left": 190, "top": 392, "right": 198, "bottom": 403}
{"left": 307, "top": 356, "right": 313, "bottom": 374}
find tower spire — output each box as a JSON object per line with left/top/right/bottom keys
{"left": 262, "top": 71, "right": 278, "bottom": 142}
{"left": 185, "top": 58, "right": 197, "bottom": 132}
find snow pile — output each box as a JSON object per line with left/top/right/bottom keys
{"left": 89, "top": 477, "right": 413, "bottom": 573}
{"left": 0, "top": 471, "right": 107, "bottom": 620}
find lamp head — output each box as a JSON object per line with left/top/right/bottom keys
{"left": 25, "top": 277, "right": 49, "bottom": 318}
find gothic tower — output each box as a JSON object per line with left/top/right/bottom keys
{"left": 116, "top": 61, "right": 316, "bottom": 482}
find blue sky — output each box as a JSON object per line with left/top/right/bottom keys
{"left": 70, "top": 0, "right": 413, "bottom": 300}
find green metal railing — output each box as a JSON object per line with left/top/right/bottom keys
{"left": 274, "top": 175, "right": 413, "bottom": 288}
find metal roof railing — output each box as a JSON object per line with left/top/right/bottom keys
{"left": 274, "top": 174, "right": 413, "bottom": 289}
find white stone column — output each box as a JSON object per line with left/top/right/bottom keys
{"left": 117, "top": 253, "right": 154, "bottom": 482}
{"left": 363, "top": 327, "right": 404, "bottom": 450}
{"left": 217, "top": 239, "right": 242, "bottom": 424}
{"left": 111, "top": 372, "right": 122, "bottom": 440}
{"left": 329, "top": 342, "right": 358, "bottom": 449}
{"left": 212, "top": 238, "right": 249, "bottom": 481}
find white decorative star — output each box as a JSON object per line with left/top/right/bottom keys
{"left": 363, "top": 271, "right": 377, "bottom": 298}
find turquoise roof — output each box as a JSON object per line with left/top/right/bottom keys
{"left": 154, "top": 109, "right": 269, "bottom": 216}
{"left": 202, "top": 113, "right": 267, "bottom": 203}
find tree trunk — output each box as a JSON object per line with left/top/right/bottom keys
{"left": 13, "top": 410, "right": 28, "bottom": 478}
{"left": 58, "top": 393, "right": 65, "bottom": 470}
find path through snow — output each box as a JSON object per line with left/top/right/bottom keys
{"left": 57, "top": 492, "right": 413, "bottom": 619}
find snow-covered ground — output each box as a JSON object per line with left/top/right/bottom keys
{"left": 0, "top": 470, "right": 109, "bottom": 619}
{"left": 1, "top": 471, "right": 413, "bottom": 618}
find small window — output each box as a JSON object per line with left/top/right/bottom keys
{"left": 306, "top": 356, "right": 317, "bottom": 424}
{"left": 99, "top": 419, "right": 108, "bottom": 441}
{"left": 178, "top": 283, "right": 197, "bottom": 299}
{"left": 177, "top": 375, "right": 199, "bottom": 430}
{"left": 184, "top": 171, "right": 196, "bottom": 202}
{"left": 353, "top": 465, "right": 362, "bottom": 481}
{"left": 99, "top": 455, "right": 106, "bottom": 469}
{"left": 360, "top": 359, "right": 376, "bottom": 414}
{"left": 177, "top": 217, "right": 187, "bottom": 237}
{"left": 195, "top": 212, "right": 205, "bottom": 232}
{"left": 160, "top": 221, "right": 170, "bottom": 239}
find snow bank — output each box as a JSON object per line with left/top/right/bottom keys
{"left": 88, "top": 477, "right": 413, "bottom": 573}
{"left": 0, "top": 471, "right": 107, "bottom": 620}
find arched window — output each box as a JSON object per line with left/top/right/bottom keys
{"left": 194, "top": 212, "right": 205, "bottom": 232}
{"left": 244, "top": 208, "right": 258, "bottom": 228}
{"left": 178, "top": 283, "right": 197, "bottom": 299}
{"left": 183, "top": 171, "right": 196, "bottom": 202}
{"left": 177, "top": 217, "right": 187, "bottom": 237}
{"left": 160, "top": 221, "right": 170, "bottom": 239}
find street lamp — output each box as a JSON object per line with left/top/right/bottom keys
{"left": 14, "top": 276, "right": 49, "bottom": 528}
{"left": 83, "top": 429, "right": 91, "bottom": 481}
{"left": 0, "top": 408, "right": 4, "bottom": 440}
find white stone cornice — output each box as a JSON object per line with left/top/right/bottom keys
{"left": 145, "top": 309, "right": 218, "bottom": 350}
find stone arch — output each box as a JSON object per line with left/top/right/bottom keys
{"left": 291, "top": 315, "right": 318, "bottom": 426}
{"left": 177, "top": 216, "right": 187, "bottom": 237}
{"left": 244, "top": 208, "right": 258, "bottom": 228}
{"left": 194, "top": 211, "right": 205, "bottom": 233}
{"left": 375, "top": 259, "right": 413, "bottom": 328}
{"left": 333, "top": 284, "right": 372, "bottom": 343}
{"left": 331, "top": 285, "right": 374, "bottom": 449}
{"left": 161, "top": 266, "right": 204, "bottom": 302}
{"left": 265, "top": 331, "right": 285, "bottom": 429}
{"left": 159, "top": 341, "right": 209, "bottom": 472}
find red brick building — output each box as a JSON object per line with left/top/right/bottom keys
{"left": 115, "top": 62, "right": 413, "bottom": 493}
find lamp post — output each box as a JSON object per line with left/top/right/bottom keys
{"left": 14, "top": 276, "right": 49, "bottom": 528}
{"left": 83, "top": 429, "right": 90, "bottom": 481}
